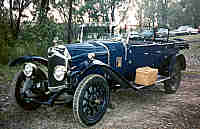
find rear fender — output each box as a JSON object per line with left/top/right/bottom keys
{"left": 169, "top": 54, "right": 186, "bottom": 73}
{"left": 9, "top": 56, "right": 48, "bottom": 67}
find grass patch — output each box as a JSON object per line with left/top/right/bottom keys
{"left": 174, "top": 34, "right": 200, "bottom": 41}
{"left": 183, "top": 71, "right": 200, "bottom": 75}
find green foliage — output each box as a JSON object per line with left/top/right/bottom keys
{"left": 0, "top": 19, "right": 68, "bottom": 64}
{"left": 0, "top": 64, "right": 19, "bottom": 82}
{"left": 0, "top": 23, "right": 15, "bottom": 64}
{"left": 17, "top": 20, "right": 67, "bottom": 57}
{"left": 77, "top": 0, "right": 123, "bottom": 23}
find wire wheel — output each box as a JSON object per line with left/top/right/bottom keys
{"left": 73, "top": 74, "right": 110, "bottom": 127}
{"left": 14, "top": 70, "right": 46, "bottom": 110}
{"left": 164, "top": 62, "right": 182, "bottom": 94}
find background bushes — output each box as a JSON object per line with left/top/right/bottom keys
{"left": 0, "top": 23, "right": 12, "bottom": 64}
{"left": 0, "top": 19, "right": 68, "bottom": 65}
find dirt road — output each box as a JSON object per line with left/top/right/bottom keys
{"left": 0, "top": 72, "right": 200, "bottom": 129}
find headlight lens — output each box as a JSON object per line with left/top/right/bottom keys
{"left": 53, "top": 65, "right": 66, "bottom": 81}
{"left": 23, "top": 63, "right": 35, "bottom": 77}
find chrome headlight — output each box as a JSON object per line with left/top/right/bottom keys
{"left": 23, "top": 63, "right": 36, "bottom": 77}
{"left": 53, "top": 65, "right": 67, "bottom": 81}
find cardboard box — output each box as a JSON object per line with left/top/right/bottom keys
{"left": 135, "top": 67, "right": 158, "bottom": 86}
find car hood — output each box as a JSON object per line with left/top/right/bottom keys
{"left": 66, "top": 42, "right": 107, "bottom": 56}
{"left": 64, "top": 41, "right": 125, "bottom": 67}
{"left": 65, "top": 42, "right": 107, "bottom": 64}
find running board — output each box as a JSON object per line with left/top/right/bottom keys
{"left": 132, "top": 75, "right": 170, "bottom": 90}
{"left": 156, "top": 75, "right": 170, "bottom": 84}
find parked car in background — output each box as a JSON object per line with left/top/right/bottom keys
{"left": 169, "top": 30, "right": 177, "bottom": 37}
{"left": 187, "top": 27, "right": 198, "bottom": 35}
{"left": 141, "top": 30, "right": 154, "bottom": 40}
{"left": 111, "top": 34, "right": 122, "bottom": 41}
{"left": 129, "top": 31, "right": 144, "bottom": 41}
{"left": 169, "top": 25, "right": 198, "bottom": 36}
{"left": 198, "top": 26, "right": 200, "bottom": 33}
{"left": 156, "top": 28, "right": 169, "bottom": 37}
{"left": 170, "top": 26, "right": 189, "bottom": 36}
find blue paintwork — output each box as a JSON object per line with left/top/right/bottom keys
{"left": 45, "top": 38, "right": 188, "bottom": 92}
{"left": 65, "top": 41, "right": 178, "bottom": 82}
{"left": 66, "top": 41, "right": 125, "bottom": 73}
{"left": 66, "top": 42, "right": 108, "bottom": 65}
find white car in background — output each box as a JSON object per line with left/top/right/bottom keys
{"left": 170, "top": 26, "right": 189, "bottom": 36}
{"left": 156, "top": 28, "right": 169, "bottom": 37}
{"left": 187, "top": 27, "right": 198, "bottom": 35}
{"left": 111, "top": 34, "right": 122, "bottom": 41}
{"left": 129, "top": 31, "right": 144, "bottom": 41}
{"left": 170, "top": 25, "right": 198, "bottom": 36}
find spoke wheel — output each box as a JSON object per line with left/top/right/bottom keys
{"left": 14, "top": 70, "right": 46, "bottom": 110}
{"left": 73, "top": 74, "right": 110, "bottom": 127}
{"left": 164, "top": 61, "right": 182, "bottom": 94}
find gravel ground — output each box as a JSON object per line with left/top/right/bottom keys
{"left": 1, "top": 73, "right": 200, "bottom": 129}
{"left": 0, "top": 39, "right": 200, "bottom": 129}
{"left": 181, "top": 44, "right": 200, "bottom": 67}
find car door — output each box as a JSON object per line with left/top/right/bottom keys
{"left": 144, "top": 43, "right": 164, "bottom": 68}
{"left": 124, "top": 43, "right": 155, "bottom": 80}
{"left": 134, "top": 45, "right": 155, "bottom": 67}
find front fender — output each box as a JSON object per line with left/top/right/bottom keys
{"left": 9, "top": 56, "right": 48, "bottom": 67}
{"left": 76, "top": 59, "right": 137, "bottom": 90}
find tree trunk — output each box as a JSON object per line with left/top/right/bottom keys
{"left": 39, "top": 0, "right": 49, "bottom": 24}
{"left": 9, "top": 0, "right": 15, "bottom": 36}
{"left": 164, "top": 0, "right": 168, "bottom": 25}
{"left": 111, "top": 4, "right": 115, "bottom": 34}
{"left": 161, "top": 0, "right": 168, "bottom": 26}
{"left": 67, "top": 0, "right": 73, "bottom": 43}
{"left": 15, "top": 0, "right": 26, "bottom": 38}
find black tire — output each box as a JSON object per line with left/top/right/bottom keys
{"left": 164, "top": 61, "right": 182, "bottom": 94}
{"left": 14, "top": 69, "right": 46, "bottom": 110}
{"left": 73, "top": 74, "right": 110, "bottom": 127}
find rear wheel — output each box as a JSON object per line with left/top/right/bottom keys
{"left": 164, "top": 61, "right": 182, "bottom": 94}
{"left": 73, "top": 74, "right": 110, "bottom": 127}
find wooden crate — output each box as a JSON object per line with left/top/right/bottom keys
{"left": 135, "top": 67, "right": 158, "bottom": 86}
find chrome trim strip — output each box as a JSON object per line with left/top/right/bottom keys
{"left": 156, "top": 76, "right": 171, "bottom": 83}
{"left": 95, "top": 41, "right": 110, "bottom": 65}
{"left": 123, "top": 42, "right": 128, "bottom": 61}
{"left": 48, "top": 85, "right": 66, "bottom": 92}
{"left": 92, "top": 59, "right": 108, "bottom": 66}
{"left": 131, "top": 42, "right": 174, "bottom": 47}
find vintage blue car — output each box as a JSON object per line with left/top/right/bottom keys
{"left": 9, "top": 37, "right": 188, "bottom": 127}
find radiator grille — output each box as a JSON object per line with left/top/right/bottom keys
{"left": 48, "top": 56, "right": 66, "bottom": 87}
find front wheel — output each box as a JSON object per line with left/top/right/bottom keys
{"left": 164, "top": 61, "right": 182, "bottom": 94}
{"left": 14, "top": 69, "right": 46, "bottom": 110}
{"left": 73, "top": 74, "right": 110, "bottom": 127}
